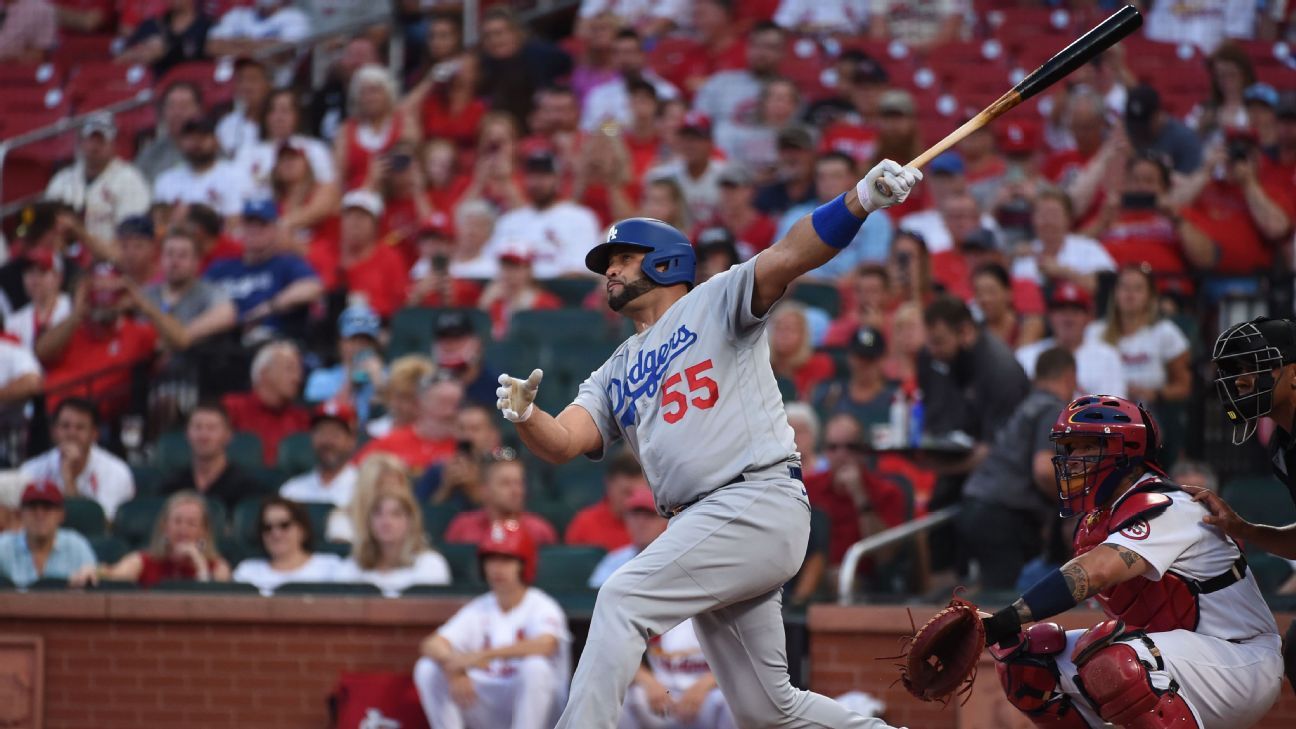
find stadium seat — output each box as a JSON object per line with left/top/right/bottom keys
{"left": 130, "top": 464, "right": 165, "bottom": 497}
{"left": 152, "top": 579, "right": 260, "bottom": 594}
{"left": 218, "top": 536, "right": 253, "bottom": 567}
{"left": 508, "top": 309, "right": 620, "bottom": 346}
{"left": 529, "top": 500, "right": 576, "bottom": 538}
{"left": 438, "top": 543, "right": 482, "bottom": 586}
{"left": 301, "top": 503, "right": 336, "bottom": 547}
{"left": 204, "top": 498, "right": 229, "bottom": 534}
{"left": 422, "top": 503, "right": 459, "bottom": 543}
{"left": 535, "top": 546, "right": 606, "bottom": 592}
{"left": 775, "top": 376, "right": 798, "bottom": 403}
{"left": 248, "top": 467, "right": 286, "bottom": 495}
{"left": 88, "top": 535, "right": 129, "bottom": 565}
{"left": 317, "top": 542, "right": 350, "bottom": 558}
{"left": 63, "top": 497, "right": 107, "bottom": 537}
{"left": 402, "top": 584, "right": 478, "bottom": 598}
{"left": 153, "top": 430, "right": 191, "bottom": 472}
{"left": 228, "top": 431, "right": 266, "bottom": 469}
{"left": 277, "top": 432, "right": 316, "bottom": 476}
{"left": 1248, "top": 552, "right": 1293, "bottom": 595}
{"left": 274, "top": 581, "right": 383, "bottom": 596}
{"left": 387, "top": 307, "right": 491, "bottom": 361}
{"left": 232, "top": 497, "right": 265, "bottom": 548}
{"left": 789, "top": 282, "right": 842, "bottom": 317}
{"left": 484, "top": 339, "right": 539, "bottom": 378}
{"left": 113, "top": 496, "right": 166, "bottom": 548}
{"left": 543, "top": 279, "right": 599, "bottom": 307}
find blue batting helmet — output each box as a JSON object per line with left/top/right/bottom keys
{"left": 585, "top": 218, "right": 696, "bottom": 288}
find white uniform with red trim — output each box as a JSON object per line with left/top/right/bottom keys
{"left": 621, "top": 619, "right": 737, "bottom": 729}
{"left": 413, "top": 587, "right": 571, "bottom": 729}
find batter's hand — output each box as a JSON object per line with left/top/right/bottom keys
{"left": 496, "top": 369, "right": 543, "bottom": 423}
{"left": 1185, "top": 486, "right": 1250, "bottom": 537}
{"left": 859, "top": 159, "right": 922, "bottom": 213}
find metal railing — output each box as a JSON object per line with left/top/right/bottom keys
{"left": 836, "top": 505, "right": 961, "bottom": 605}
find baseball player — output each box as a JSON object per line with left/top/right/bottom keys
{"left": 496, "top": 159, "right": 922, "bottom": 728}
{"left": 1198, "top": 316, "right": 1296, "bottom": 689}
{"left": 621, "top": 618, "right": 736, "bottom": 729}
{"left": 981, "top": 395, "right": 1282, "bottom": 729}
{"left": 413, "top": 520, "right": 570, "bottom": 729}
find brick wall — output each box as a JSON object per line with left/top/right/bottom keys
{"left": 808, "top": 604, "right": 1296, "bottom": 729}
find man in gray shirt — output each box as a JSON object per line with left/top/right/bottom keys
{"left": 143, "top": 226, "right": 237, "bottom": 347}
{"left": 956, "top": 347, "right": 1077, "bottom": 589}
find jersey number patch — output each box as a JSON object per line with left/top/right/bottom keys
{"left": 661, "top": 359, "right": 719, "bottom": 424}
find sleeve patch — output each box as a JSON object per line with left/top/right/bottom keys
{"left": 1118, "top": 519, "right": 1150, "bottom": 541}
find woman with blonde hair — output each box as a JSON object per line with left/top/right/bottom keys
{"left": 367, "top": 355, "right": 437, "bottom": 439}
{"left": 335, "top": 64, "right": 418, "bottom": 191}
{"left": 71, "top": 491, "right": 231, "bottom": 588}
{"left": 1086, "top": 265, "right": 1190, "bottom": 407}
{"left": 769, "top": 302, "right": 835, "bottom": 400}
{"left": 335, "top": 454, "right": 450, "bottom": 596}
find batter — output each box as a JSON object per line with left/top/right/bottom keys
{"left": 496, "top": 159, "right": 921, "bottom": 728}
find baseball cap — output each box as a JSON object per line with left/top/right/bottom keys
{"left": 180, "top": 116, "right": 217, "bottom": 135}
{"left": 242, "top": 199, "right": 279, "bottom": 223}
{"left": 928, "top": 151, "right": 965, "bottom": 176}
{"left": 523, "top": 148, "right": 558, "bottom": 174}
{"left": 498, "top": 241, "right": 536, "bottom": 266}
{"left": 996, "top": 119, "right": 1041, "bottom": 155}
{"left": 777, "top": 124, "right": 817, "bottom": 151}
{"left": 717, "top": 164, "right": 753, "bottom": 187}
{"left": 311, "top": 400, "right": 357, "bottom": 433}
{"left": 1048, "top": 281, "right": 1093, "bottom": 311}
{"left": 17, "top": 201, "right": 59, "bottom": 242}
{"left": 1244, "top": 83, "right": 1279, "bottom": 109}
{"left": 338, "top": 302, "right": 381, "bottom": 339}
{"left": 1125, "top": 85, "right": 1160, "bottom": 125}
{"left": 417, "top": 211, "right": 452, "bottom": 238}
{"left": 878, "top": 90, "right": 916, "bottom": 116}
{"left": 679, "top": 111, "right": 712, "bottom": 137}
{"left": 22, "top": 248, "right": 62, "bottom": 273}
{"left": 849, "top": 325, "right": 886, "bottom": 359}
{"left": 116, "top": 214, "right": 154, "bottom": 239}
{"left": 81, "top": 113, "right": 117, "bottom": 141}
{"left": 341, "top": 189, "right": 384, "bottom": 218}
{"left": 434, "top": 310, "right": 476, "bottom": 339}
{"left": 21, "top": 480, "right": 63, "bottom": 507}
{"left": 625, "top": 486, "right": 657, "bottom": 513}
{"left": 847, "top": 52, "right": 888, "bottom": 85}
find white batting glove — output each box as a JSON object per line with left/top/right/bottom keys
{"left": 496, "top": 369, "right": 543, "bottom": 423}
{"left": 857, "top": 159, "right": 923, "bottom": 214}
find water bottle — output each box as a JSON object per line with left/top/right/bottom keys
{"left": 908, "top": 390, "right": 925, "bottom": 448}
{"left": 888, "top": 390, "right": 909, "bottom": 449}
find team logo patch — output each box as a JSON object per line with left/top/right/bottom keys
{"left": 1119, "top": 519, "right": 1150, "bottom": 541}
{"left": 607, "top": 225, "right": 617, "bottom": 242}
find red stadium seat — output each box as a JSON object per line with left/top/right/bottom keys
{"left": 1, "top": 157, "right": 53, "bottom": 204}
{"left": 3, "top": 87, "right": 70, "bottom": 115}
{"left": 51, "top": 33, "right": 116, "bottom": 65}
{"left": 0, "top": 62, "right": 62, "bottom": 89}
{"left": 0, "top": 108, "right": 70, "bottom": 137}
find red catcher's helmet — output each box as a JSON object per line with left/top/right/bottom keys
{"left": 478, "top": 519, "right": 537, "bottom": 584}
{"left": 1049, "top": 395, "right": 1164, "bottom": 517}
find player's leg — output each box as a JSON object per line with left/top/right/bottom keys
{"left": 692, "top": 588, "right": 898, "bottom": 729}
{"left": 462, "top": 673, "right": 526, "bottom": 729}
{"left": 413, "top": 656, "right": 468, "bottom": 729}
{"left": 989, "top": 624, "right": 1094, "bottom": 728}
{"left": 511, "top": 655, "right": 562, "bottom": 729}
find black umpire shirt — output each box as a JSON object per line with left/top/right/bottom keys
{"left": 1268, "top": 424, "right": 1296, "bottom": 507}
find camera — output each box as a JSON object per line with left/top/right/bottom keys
{"left": 1120, "top": 192, "right": 1157, "bottom": 211}
{"left": 430, "top": 254, "right": 450, "bottom": 274}
{"left": 1227, "top": 138, "right": 1254, "bottom": 163}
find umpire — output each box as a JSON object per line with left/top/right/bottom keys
{"left": 1193, "top": 316, "right": 1296, "bottom": 690}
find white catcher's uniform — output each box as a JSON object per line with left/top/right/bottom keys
{"left": 414, "top": 587, "right": 571, "bottom": 729}
{"left": 559, "top": 256, "right": 897, "bottom": 729}
{"left": 1058, "top": 485, "right": 1283, "bottom": 728}
{"left": 620, "top": 619, "right": 737, "bottom": 729}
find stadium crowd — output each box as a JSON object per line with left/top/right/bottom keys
{"left": 2, "top": 0, "right": 1296, "bottom": 723}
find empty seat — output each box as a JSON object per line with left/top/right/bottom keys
{"left": 276, "top": 432, "right": 316, "bottom": 476}
{"left": 88, "top": 534, "right": 129, "bottom": 565}
{"left": 112, "top": 496, "right": 166, "bottom": 548}
{"left": 534, "top": 546, "right": 606, "bottom": 592}
{"left": 63, "top": 498, "right": 107, "bottom": 537}
{"left": 438, "top": 543, "right": 481, "bottom": 586}
{"left": 228, "top": 431, "right": 266, "bottom": 469}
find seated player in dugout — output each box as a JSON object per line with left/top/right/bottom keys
{"left": 978, "top": 395, "right": 1282, "bottom": 729}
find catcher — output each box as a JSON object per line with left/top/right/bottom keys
{"left": 903, "top": 395, "right": 1283, "bottom": 728}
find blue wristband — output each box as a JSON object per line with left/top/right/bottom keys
{"left": 810, "top": 193, "right": 865, "bottom": 250}
{"left": 1020, "top": 568, "right": 1078, "bottom": 622}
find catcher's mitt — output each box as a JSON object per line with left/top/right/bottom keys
{"left": 890, "top": 594, "right": 986, "bottom": 704}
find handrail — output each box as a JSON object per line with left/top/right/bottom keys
{"left": 836, "top": 505, "right": 961, "bottom": 605}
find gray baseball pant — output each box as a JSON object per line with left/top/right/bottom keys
{"left": 554, "top": 470, "right": 900, "bottom": 729}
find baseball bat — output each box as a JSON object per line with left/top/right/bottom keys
{"left": 875, "top": 4, "right": 1143, "bottom": 198}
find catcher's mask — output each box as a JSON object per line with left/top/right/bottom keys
{"left": 1050, "top": 395, "right": 1163, "bottom": 517}
{"left": 1212, "top": 317, "right": 1296, "bottom": 445}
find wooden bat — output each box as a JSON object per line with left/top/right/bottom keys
{"left": 876, "top": 4, "right": 1143, "bottom": 198}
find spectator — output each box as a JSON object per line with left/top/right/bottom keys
{"left": 883, "top": 302, "right": 925, "bottom": 387}
{"left": 581, "top": 28, "right": 679, "bottom": 133}
{"left": 894, "top": 153, "right": 985, "bottom": 250}
{"left": 1043, "top": 90, "right": 1107, "bottom": 187}
{"left": 5, "top": 249, "right": 69, "bottom": 350}
{"left": 569, "top": 10, "right": 617, "bottom": 101}
{"left": 309, "top": 190, "right": 409, "bottom": 319}
{"left": 216, "top": 58, "right": 273, "bottom": 156}
{"left": 479, "top": 244, "right": 562, "bottom": 340}
{"left": 677, "top": 0, "right": 747, "bottom": 95}
{"left": 414, "top": 520, "right": 570, "bottom": 729}
{"left": 159, "top": 402, "right": 260, "bottom": 513}
{"left": 812, "top": 325, "right": 897, "bottom": 434}
{"left": 700, "top": 164, "right": 777, "bottom": 257}
{"left": 414, "top": 404, "right": 502, "bottom": 508}
{"left": 0, "top": 480, "right": 96, "bottom": 588}
{"left": 114, "top": 215, "right": 161, "bottom": 286}
{"left": 0, "top": 0, "right": 55, "bottom": 62}
{"left": 1124, "top": 85, "right": 1203, "bottom": 176}
{"left": 280, "top": 400, "right": 358, "bottom": 510}
{"left": 971, "top": 263, "right": 1043, "bottom": 351}
{"left": 117, "top": 0, "right": 212, "bottom": 77}
{"left": 45, "top": 115, "right": 151, "bottom": 244}
{"left": 143, "top": 227, "right": 238, "bottom": 347}
{"left": 1015, "top": 282, "right": 1126, "bottom": 398}
{"left": 639, "top": 177, "right": 692, "bottom": 233}
{"left": 754, "top": 125, "right": 819, "bottom": 216}
{"left": 769, "top": 302, "right": 835, "bottom": 400}
{"left": 1178, "top": 129, "right": 1293, "bottom": 283}
{"left": 527, "top": 85, "right": 583, "bottom": 168}
{"left": 73, "top": 491, "right": 232, "bottom": 588}
{"left": 153, "top": 116, "right": 250, "bottom": 218}
{"left": 221, "top": 340, "right": 311, "bottom": 466}
{"left": 375, "top": 141, "right": 441, "bottom": 260}
{"left": 871, "top": 91, "right": 924, "bottom": 189}
{"left": 648, "top": 112, "right": 728, "bottom": 225}
{"left": 693, "top": 22, "right": 784, "bottom": 135}
{"left": 356, "top": 376, "right": 463, "bottom": 473}
{"left": 232, "top": 496, "right": 341, "bottom": 595}
{"left": 1013, "top": 189, "right": 1115, "bottom": 294}
{"left": 956, "top": 347, "right": 1076, "bottom": 589}
{"left": 825, "top": 264, "right": 891, "bottom": 345}
{"left": 1144, "top": 0, "right": 1254, "bottom": 53}
{"left": 785, "top": 401, "right": 825, "bottom": 475}
{"left": 237, "top": 89, "right": 338, "bottom": 213}
{"left": 206, "top": 0, "right": 309, "bottom": 58}
{"left": 868, "top": 0, "right": 966, "bottom": 47}
{"left": 407, "top": 217, "right": 484, "bottom": 308}
{"left": 1188, "top": 43, "right": 1255, "bottom": 142}
{"left": 204, "top": 200, "right": 323, "bottom": 340}
{"left": 404, "top": 33, "right": 486, "bottom": 151}
{"left": 694, "top": 227, "right": 741, "bottom": 284}
{"left": 0, "top": 201, "right": 59, "bottom": 316}
{"left": 1244, "top": 83, "right": 1279, "bottom": 150}
{"left": 307, "top": 37, "right": 379, "bottom": 141}
{"left": 475, "top": 7, "right": 573, "bottom": 129}
{"left": 587, "top": 485, "right": 664, "bottom": 586}
{"left": 774, "top": 0, "right": 868, "bottom": 34}
{"left": 776, "top": 152, "right": 892, "bottom": 279}
{"left": 565, "top": 450, "right": 648, "bottom": 551}
{"left": 486, "top": 149, "right": 602, "bottom": 279}
{"left": 445, "top": 456, "right": 558, "bottom": 547}
{"left": 0, "top": 322, "right": 41, "bottom": 420}
{"left": 1086, "top": 266, "right": 1191, "bottom": 408}
{"left": 956, "top": 123, "right": 1010, "bottom": 212}
{"left": 461, "top": 113, "right": 526, "bottom": 213}
{"left": 20, "top": 399, "right": 132, "bottom": 520}
{"left": 335, "top": 460, "right": 450, "bottom": 595}
{"left": 578, "top": 0, "right": 679, "bottom": 38}
{"left": 136, "top": 81, "right": 205, "bottom": 183}
{"left": 334, "top": 64, "right": 416, "bottom": 192}
{"left": 269, "top": 142, "right": 333, "bottom": 252}
{"left": 303, "top": 303, "right": 386, "bottom": 422}
{"left": 368, "top": 354, "right": 436, "bottom": 439}
{"left": 813, "top": 52, "right": 888, "bottom": 160}
{"left": 185, "top": 203, "right": 243, "bottom": 272}
{"left": 803, "top": 413, "right": 906, "bottom": 567}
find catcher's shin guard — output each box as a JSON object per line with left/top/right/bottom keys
{"left": 1072, "top": 620, "right": 1198, "bottom": 728}
{"left": 990, "top": 623, "right": 1090, "bottom": 728}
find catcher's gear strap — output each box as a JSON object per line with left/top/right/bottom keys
{"left": 990, "top": 622, "right": 1090, "bottom": 727}
{"left": 1073, "top": 632, "right": 1198, "bottom": 728}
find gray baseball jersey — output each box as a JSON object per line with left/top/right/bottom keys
{"left": 572, "top": 256, "right": 798, "bottom": 510}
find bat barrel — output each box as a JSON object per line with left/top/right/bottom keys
{"left": 1013, "top": 5, "right": 1143, "bottom": 102}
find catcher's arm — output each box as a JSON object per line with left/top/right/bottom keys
{"left": 984, "top": 544, "right": 1149, "bottom": 646}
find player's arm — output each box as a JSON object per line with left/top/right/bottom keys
{"left": 1189, "top": 486, "right": 1296, "bottom": 559}
{"left": 498, "top": 370, "right": 605, "bottom": 464}
{"left": 982, "top": 544, "right": 1149, "bottom": 646}
{"left": 751, "top": 161, "right": 921, "bottom": 317}
{"left": 475, "top": 634, "right": 560, "bottom": 662}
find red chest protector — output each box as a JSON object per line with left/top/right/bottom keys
{"left": 1072, "top": 480, "right": 1201, "bottom": 633}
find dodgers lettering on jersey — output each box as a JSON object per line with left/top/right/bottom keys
{"left": 573, "top": 256, "right": 797, "bottom": 509}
